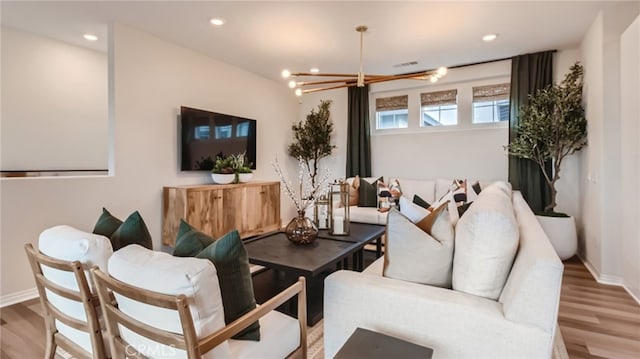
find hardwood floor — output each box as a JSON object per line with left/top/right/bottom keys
{"left": 558, "top": 257, "right": 640, "bottom": 358}
{"left": 1, "top": 257, "right": 639, "bottom": 358}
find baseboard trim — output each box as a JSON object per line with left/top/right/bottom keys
{"left": 578, "top": 255, "right": 640, "bottom": 305}
{"left": 0, "top": 287, "right": 38, "bottom": 308}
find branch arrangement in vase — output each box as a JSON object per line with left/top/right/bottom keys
{"left": 272, "top": 157, "right": 330, "bottom": 212}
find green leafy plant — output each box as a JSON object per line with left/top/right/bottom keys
{"left": 212, "top": 152, "right": 252, "bottom": 175}
{"left": 194, "top": 156, "right": 215, "bottom": 171}
{"left": 506, "top": 62, "right": 587, "bottom": 214}
{"left": 288, "top": 100, "right": 335, "bottom": 187}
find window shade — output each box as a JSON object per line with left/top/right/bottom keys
{"left": 376, "top": 95, "right": 408, "bottom": 111}
{"left": 420, "top": 90, "right": 457, "bottom": 106}
{"left": 472, "top": 84, "right": 510, "bottom": 102}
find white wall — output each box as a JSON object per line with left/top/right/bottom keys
{"left": 620, "top": 15, "right": 640, "bottom": 301}
{"left": 0, "top": 24, "right": 298, "bottom": 302}
{"left": 579, "top": 3, "right": 640, "bottom": 298}
{"left": 1, "top": 27, "right": 108, "bottom": 171}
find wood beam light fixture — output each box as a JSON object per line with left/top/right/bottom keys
{"left": 281, "top": 25, "right": 448, "bottom": 96}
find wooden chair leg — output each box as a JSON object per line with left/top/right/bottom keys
{"left": 44, "top": 332, "right": 56, "bottom": 359}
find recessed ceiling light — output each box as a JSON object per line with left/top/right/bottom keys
{"left": 209, "top": 18, "right": 225, "bottom": 26}
{"left": 83, "top": 33, "right": 98, "bottom": 41}
{"left": 309, "top": 67, "right": 320, "bottom": 74}
{"left": 482, "top": 33, "right": 498, "bottom": 42}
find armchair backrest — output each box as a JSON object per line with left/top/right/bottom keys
{"left": 25, "top": 242, "right": 108, "bottom": 359}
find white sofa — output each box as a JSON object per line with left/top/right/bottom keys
{"left": 347, "top": 177, "right": 490, "bottom": 225}
{"left": 324, "top": 191, "right": 564, "bottom": 358}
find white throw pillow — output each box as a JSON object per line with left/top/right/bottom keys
{"left": 399, "top": 195, "right": 430, "bottom": 222}
{"left": 383, "top": 204, "right": 454, "bottom": 288}
{"left": 452, "top": 182, "right": 519, "bottom": 300}
{"left": 108, "top": 245, "right": 230, "bottom": 358}
{"left": 429, "top": 190, "right": 460, "bottom": 226}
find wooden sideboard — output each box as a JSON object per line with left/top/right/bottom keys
{"left": 162, "top": 181, "right": 281, "bottom": 246}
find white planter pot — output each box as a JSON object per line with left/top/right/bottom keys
{"left": 211, "top": 173, "right": 234, "bottom": 184}
{"left": 239, "top": 173, "right": 253, "bottom": 183}
{"left": 536, "top": 215, "right": 577, "bottom": 260}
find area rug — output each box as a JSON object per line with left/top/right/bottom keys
{"left": 306, "top": 320, "right": 569, "bottom": 359}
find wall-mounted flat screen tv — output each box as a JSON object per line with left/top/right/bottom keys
{"left": 180, "top": 106, "right": 257, "bottom": 171}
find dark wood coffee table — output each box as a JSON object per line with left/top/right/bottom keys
{"left": 317, "top": 222, "right": 385, "bottom": 270}
{"left": 334, "top": 328, "right": 434, "bottom": 359}
{"left": 245, "top": 223, "right": 385, "bottom": 325}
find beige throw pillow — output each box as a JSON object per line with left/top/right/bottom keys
{"left": 383, "top": 203, "right": 454, "bottom": 288}
{"left": 452, "top": 182, "right": 519, "bottom": 300}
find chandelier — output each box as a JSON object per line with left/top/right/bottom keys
{"left": 282, "top": 25, "right": 448, "bottom": 96}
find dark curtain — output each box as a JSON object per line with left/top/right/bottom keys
{"left": 509, "top": 51, "right": 554, "bottom": 212}
{"left": 346, "top": 85, "right": 371, "bottom": 177}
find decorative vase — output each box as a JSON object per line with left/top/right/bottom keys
{"left": 211, "top": 173, "right": 234, "bottom": 184}
{"left": 239, "top": 173, "right": 253, "bottom": 183}
{"left": 285, "top": 210, "right": 318, "bottom": 245}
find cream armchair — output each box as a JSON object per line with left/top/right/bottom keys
{"left": 92, "top": 245, "right": 307, "bottom": 359}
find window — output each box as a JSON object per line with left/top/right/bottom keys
{"left": 214, "top": 125, "right": 232, "bottom": 139}
{"left": 236, "top": 121, "right": 249, "bottom": 137}
{"left": 420, "top": 89, "right": 458, "bottom": 126}
{"left": 472, "top": 84, "right": 510, "bottom": 123}
{"left": 194, "top": 125, "right": 210, "bottom": 140}
{"left": 375, "top": 95, "right": 408, "bottom": 129}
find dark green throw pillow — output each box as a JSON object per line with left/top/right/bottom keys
{"left": 472, "top": 181, "right": 482, "bottom": 195}
{"left": 358, "top": 177, "right": 382, "bottom": 207}
{"left": 173, "top": 219, "right": 215, "bottom": 257}
{"left": 413, "top": 195, "right": 431, "bottom": 209}
{"left": 93, "top": 207, "right": 123, "bottom": 238}
{"left": 110, "top": 211, "right": 153, "bottom": 251}
{"left": 458, "top": 201, "right": 473, "bottom": 217}
{"left": 196, "top": 229, "right": 260, "bottom": 341}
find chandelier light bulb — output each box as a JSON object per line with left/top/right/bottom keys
{"left": 288, "top": 80, "right": 297, "bottom": 89}
{"left": 430, "top": 75, "right": 439, "bottom": 83}
{"left": 295, "top": 88, "right": 303, "bottom": 97}
{"left": 482, "top": 33, "right": 498, "bottom": 42}
{"left": 83, "top": 34, "right": 98, "bottom": 41}
{"left": 309, "top": 67, "right": 320, "bottom": 74}
{"left": 209, "top": 18, "right": 225, "bottom": 26}
{"left": 281, "top": 69, "right": 291, "bottom": 78}
{"left": 437, "top": 67, "right": 447, "bottom": 77}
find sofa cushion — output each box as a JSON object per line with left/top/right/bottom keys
{"left": 228, "top": 310, "right": 300, "bottom": 359}
{"left": 346, "top": 205, "right": 388, "bottom": 225}
{"left": 38, "top": 225, "right": 113, "bottom": 355}
{"left": 391, "top": 178, "right": 436, "bottom": 204}
{"left": 429, "top": 190, "right": 460, "bottom": 226}
{"left": 383, "top": 204, "right": 454, "bottom": 288}
{"left": 452, "top": 182, "right": 519, "bottom": 300}
{"left": 195, "top": 229, "right": 260, "bottom": 341}
{"left": 108, "top": 245, "right": 230, "bottom": 358}
{"left": 358, "top": 177, "right": 382, "bottom": 207}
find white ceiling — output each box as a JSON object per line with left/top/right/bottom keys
{"left": 1, "top": 1, "right": 624, "bottom": 82}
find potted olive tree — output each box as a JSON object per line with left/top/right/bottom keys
{"left": 506, "top": 62, "right": 587, "bottom": 259}
{"left": 288, "top": 100, "right": 335, "bottom": 187}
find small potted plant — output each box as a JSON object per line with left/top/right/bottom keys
{"left": 231, "top": 152, "right": 253, "bottom": 183}
{"left": 211, "top": 156, "right": 235, "bottom": 184}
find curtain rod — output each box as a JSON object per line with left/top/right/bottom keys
{"left": 451, "top": 49, "right": 558, "bottom": 70}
